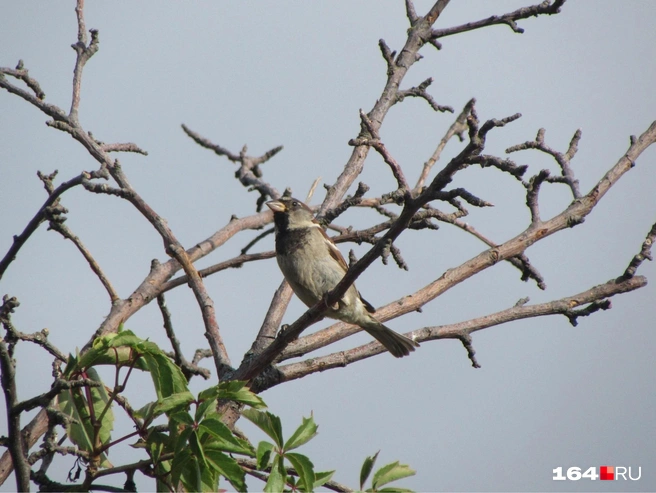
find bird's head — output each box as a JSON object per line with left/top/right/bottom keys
{"left": 266, "top": 197, "right": 316, "bottom": 230}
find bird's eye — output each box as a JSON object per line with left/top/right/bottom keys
{"left": 292, "top": 201, "right": 298, "bottom": 207}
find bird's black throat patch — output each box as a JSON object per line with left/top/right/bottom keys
{"left": 274, "top": 216, "right": 313, "bottom": 256}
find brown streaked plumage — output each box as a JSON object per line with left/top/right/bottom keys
{"left": 267, "top": 197, "right": 419, "bottom": 358}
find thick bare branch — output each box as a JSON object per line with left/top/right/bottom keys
{"left": 268, "top": 275, "right": 645, "bottom": 389}
{"left": 245, "top": 281, "right": 294, "bottom": 357}
{"left": 90, "top": 210, "right": 274, "bottom": 347}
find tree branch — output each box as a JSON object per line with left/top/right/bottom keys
{"left": 507, "top": 127, "right": 582, "bottom": 198}
{"left": 182, "top": 124, "right": 282, "bottom": 210}
{"left": 157, "top": 292, "right": 210, "bottom": 380}
{"left": 431, "top": 0, "right": 566, "bottom": 39}
{"left": 0, "top": 173, "right": 87, "bottom": 281}
{"left": 395, "top": 77, "right": 454, "bottom": 113}
{"left": 416, "top": 98, "right": 474, "bottom": 189}
{"left": 623, "top": 221, "right": 656, "bottom": 279}
{"left": 46, "top": 215, "right": 120, "bottom": 304}
{"left": 269, "top": 275, "right": 645, "bottom": 388}
{"left": 318, "top": 0, "right": 457, "bottom": 217}
{"left": 70, "top": 0, "right": 98, "bottom": 122}
{"left": 274, "top": 121, "right": 656, "bottom": 362}
{"left": 0, "top": 298, "right": 31, "bottom": 491}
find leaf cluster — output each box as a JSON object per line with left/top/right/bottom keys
{"left": 57, "top": 330, "right": 415, "bottom": 492}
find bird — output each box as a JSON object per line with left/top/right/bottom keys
{"left": 266, "top": 197, "right": 419, "bottom": 358}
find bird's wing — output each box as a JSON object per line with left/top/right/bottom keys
{"left": 358, "top": 295, "right": 376, "bottom": 313}
{"left": 314, "top": 222, "right": 350, "bottom": 272}
{"left": 313, "top": 221, "right": 377, "bottom": 314}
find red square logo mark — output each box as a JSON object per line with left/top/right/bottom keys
{"left": 600, "top": 466, "right": 614, "bottom": 481}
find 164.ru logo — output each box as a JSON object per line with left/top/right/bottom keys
{"left": 553, "top": 466, "right": 641, "bottom": 481}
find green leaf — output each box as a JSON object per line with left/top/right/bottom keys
{"left": 264, "top": 455, "right": 286, "bottom": 493}
{"left": 57, "top": 368, "right": 114, "bottom": 468}
{"left": 103, "top": 330, "right": 145, "bottom": 348}
{"left": 170, "top": 447, "right": 192, "bottom": 488}
{"left": 199, "top": 462, "right": 220, "bottom": 493}
{"left": 145, "top": 430, "right": 169, "bottom": 464}
{"left": 285, "top": 452, "right": 315, "bottom": 492}
{"left": 204, "top": 449, "right": 247, "bottom": 492}
{"left": 314, "top": 469, "right": 336, "bottom": 489}
{"left": 134, "top": 401, "right": 156, "bottom": 423}
{"left": 195, "top": 397, "right": 215, "bottom": 422}
{"left": 155, "top": 474, "right": 173, "bottom": 493}
{"left": 242, "top": 408, "right": 284, "bottom": 448}
{"left": 372, "top": 461, "right": 415, "bottom": 490}
{"left": 173, "top": 426, "right": 194, "bottom": 458}
{"left": 189, "top": 429, "right": 208, "bottom": 469}
{"left": 217, "top": 380, "right": 267, "bottom": 409}
{"left": 68, "top": 330, "right": 148, "bottom": 373}
{"left": 66, "top": 345, "right": 141, "bottom": 375}
{"left": 140, "top": 350, "right": 189, "bottom": 400}
{"left": 360, "top": 451, "right": 379, "bottom": 490}
{"left": 284, "top": 414, "right": 318, "bottom": 452}
{"left": 150, "top": 391, "right": 194, "bottom": 418}
{"left": 65, "top": 330, "right": 190, "bottom": 407}
{"left": 179, "top": 455, "right": 203, "bottom": 493}
{"left": 170, "top": 409, "right": 195, "bottom": 427}
{"left": 256, "top": 441, "right": 275, "bottom": 470}
{"left": 199, "top": 416, "right": 255, "bottom": 456}
{"left": 197, "top": 385, "right": 220, "bottom": 402}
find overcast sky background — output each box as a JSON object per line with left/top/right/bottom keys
{"left": 1, "top": 1, "right": 655, "bottom": 492}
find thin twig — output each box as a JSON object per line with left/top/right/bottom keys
{"left": 181, "top": 124, "right": 282, "bottom": 210}
{"left": 157, "top": 292, "right": 210, "bottom": 380}
{"left": 70, "top": 0, "right": 99, "bottom": 121}
{"left": 0, "top": 173, "right": 86, "bottom": 281}
{"left": 431, "top": 0, "right": 566, "bottom": 39}
{"left": 318, "top": 0, "right": 460, "bottom": 217}
{"left": 416, "top": 98, "right": 474, "bottom": 189}
{"left": 0, "top": 298, "right": 31, "bottom": 491}
{"left": 526, "top": 169, "right": 550, "bottom": 225}
{"left": 623, "top": 221, "right": 656, "bottom": 278}
{"left": 47, "top": 219, "right": 120, "bottom": 304}
{"left": 506, "top": 127, "right": 582, "bottom": 198}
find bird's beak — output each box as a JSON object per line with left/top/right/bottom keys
{"left": 266, "top": 200, "right": 286, "bottom": 213}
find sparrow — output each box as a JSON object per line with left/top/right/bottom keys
{"left": 266, "top": 197, "right": 419, "bottom": 358}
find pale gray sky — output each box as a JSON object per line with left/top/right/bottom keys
{"left": 1, "top": 1, "right": 655, "bottom": 492}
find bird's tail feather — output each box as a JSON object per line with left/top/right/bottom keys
{"left": 362, "top": 319, "right": 419, "bottom": 358}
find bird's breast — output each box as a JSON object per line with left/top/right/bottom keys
{"left": 275, "top": 227, "right": 313, "bottom": 256}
